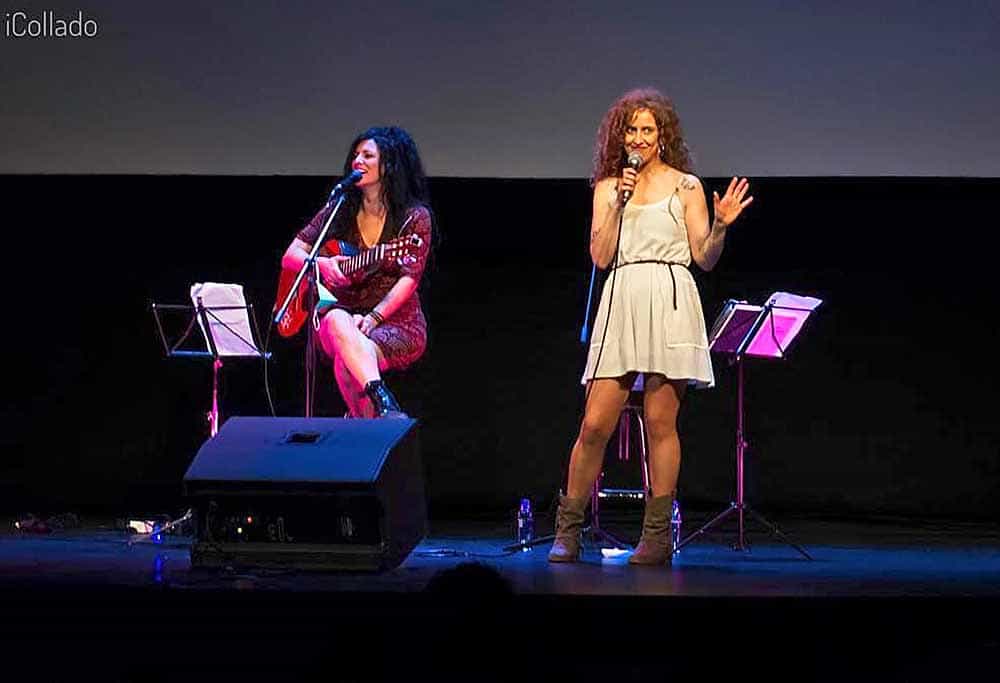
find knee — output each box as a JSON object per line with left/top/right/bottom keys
{"left": 320, "top": 310, "right": 355, "bottom": 350}
{"left": 578, "top": 418, "right": 614, "bottom": 450}
{"left": 645, "top": 414, "right": 679, "bottom": 444}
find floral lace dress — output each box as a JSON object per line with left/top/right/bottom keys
{"left": 296, "top": 204, "right": 432, "bottom": 370}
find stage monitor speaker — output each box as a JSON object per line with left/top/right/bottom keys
{"left": 182, "top": 416, "right": 426, "bottom": 572}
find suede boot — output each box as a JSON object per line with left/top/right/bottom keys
{"left": 629, "top": 493, "right": 674, "bottom": 565}
{"left": 547, "top": 495, "right": 589, "bottom": 563}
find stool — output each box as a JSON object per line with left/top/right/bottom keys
{"left": 502, "top": 375, "right": 682, "bottom": 555}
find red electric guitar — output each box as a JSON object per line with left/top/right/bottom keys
{"left": 273, "top": 233, "right": 423, "bottom": 338}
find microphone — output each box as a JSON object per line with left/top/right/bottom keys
{"left": 328, "top": 169, "right": 364, "bottom": 199}
{"left": 622, "top": 152, "right": 642, "bottom": 202}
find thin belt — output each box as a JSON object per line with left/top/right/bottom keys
{"left": 610, "top": 260, "right": 686, "bottom": 310}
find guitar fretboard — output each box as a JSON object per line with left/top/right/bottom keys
{"left": 342, "top": 244, "right": 384, "bottom": 276}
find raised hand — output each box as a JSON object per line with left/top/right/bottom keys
{"left": 712, "top": 177, "right": 753, "bottom": 227}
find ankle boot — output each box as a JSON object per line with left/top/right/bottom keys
{"left": 629, "top": 493, "right": 674, "bottom": 565}
{"left": 547, "top": 495, "right": 589, "bottom": 563}
{"left": 363, "top": 380, "right": 406, "bottom": 418}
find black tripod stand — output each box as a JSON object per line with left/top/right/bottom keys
{"left": 676, "top": 296, "right": 819, "bottom": 559}
{"left": 675, "top": 357, "right": 811, "bottom": 558}
{"left": 152, "top": 290, "right": 268, "bottom": 438}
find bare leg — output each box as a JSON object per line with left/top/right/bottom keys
{"left": 332, "top": 353, "right": 371, "bottom": 417}
{"left": 319, "top": 309, "right": 404, "bottom": 418}
{"left": 565, "top": 375, "right": 634, "bottom": 499}
{"left": 318, "top": 309, "right": 388, "bottom": 382}
{"left": 549, "top": 374, "right": 633, "bottom": 562}
{"left": 624, "top": 374, "right": 688, "bottom": 565}
{"left": 642, "top": 374, "right": 687, "bottom": 496}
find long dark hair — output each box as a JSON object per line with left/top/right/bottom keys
{"left": 328, "top": 126, "right": 431, "bottom": 243}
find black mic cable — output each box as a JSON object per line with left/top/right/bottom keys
{"left": 585, "top": 153, "right": 641, "bottom": 400}
{"left": 584, "top": 207, "right": 626, "bottom": 405}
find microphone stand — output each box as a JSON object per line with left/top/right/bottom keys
{"left": 503, "top": 242, "right": 608, "bottom": 554}
{"left": 580, "top": 263, "right": 598, "bottom": 343}
{"left": 274, "top": 190, "right": 349, "bottom": 417}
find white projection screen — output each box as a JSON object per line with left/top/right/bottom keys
{"left": 1, "top": 0, "right": 997, "bottom": 177}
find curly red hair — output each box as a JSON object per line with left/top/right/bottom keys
{"left": 591, "top": 88, "right": 693, "bottom": 186}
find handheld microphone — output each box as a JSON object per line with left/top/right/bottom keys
{"left": 621, "top": 152, "right": 643, "bottom": 202}
{"left": 328, "top": 169, "right": 364, "bottom": 199}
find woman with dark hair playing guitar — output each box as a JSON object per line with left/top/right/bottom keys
{"left": 278, "top": 126, "right": 433, "bottom": 418}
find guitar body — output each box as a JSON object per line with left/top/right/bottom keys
{"left": 273, "top": 232, "right": 423, "bottom": 338}
{"left": 274, "top": 240, "right": 358, "bottom": 338}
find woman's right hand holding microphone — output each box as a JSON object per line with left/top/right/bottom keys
{"left": 618, "top": 166, "right": 638, "bottom": 207}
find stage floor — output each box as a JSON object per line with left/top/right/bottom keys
{"left": 2, "top": 514, "right": 998, "bottom": 596}
{"left": 2, "top": 514, "right": 998, "bottom": 681}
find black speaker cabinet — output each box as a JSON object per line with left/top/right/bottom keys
{"left": 183, "top": 416, "right": 426, "bottom": 572}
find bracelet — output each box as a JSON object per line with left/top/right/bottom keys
{"left": 368, "top": 309, "right": 386, "bottom": 325}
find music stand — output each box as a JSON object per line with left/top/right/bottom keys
{"left": 676, "top": 291, "right": 822, "bottom": 559}
{"left": 152, "top": 283, "right": 269, "bottom": 437}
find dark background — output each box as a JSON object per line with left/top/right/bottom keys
{"left": 2, "top": 175, "right": 997, "bottom": 522}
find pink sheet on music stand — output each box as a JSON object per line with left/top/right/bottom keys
{"left": 744, "top": 306, "right": 812, "bottom": 358}
{"left": 708, "top": 304, "right": 761, "bottom": 355}
{"left": 709, "top": 292, "right": 822, "bottom": 359}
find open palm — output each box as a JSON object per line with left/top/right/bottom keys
{"left": 713, "top": 177, "right": 753, "bottom": 226}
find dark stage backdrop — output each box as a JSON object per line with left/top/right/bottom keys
{"left": 2, "top": 176, "right": 998, "bottom": 522}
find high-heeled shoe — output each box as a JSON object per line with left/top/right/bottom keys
{"left": 363, "top": 379, "right": 407, "bottom": 418}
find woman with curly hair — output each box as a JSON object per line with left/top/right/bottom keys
{"left": 549, "top": 88, "right": 753, "bottom": 565}
{"left": 281, "top": 126, "right": 433, "bottom": 418}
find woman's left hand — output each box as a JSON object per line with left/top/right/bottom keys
{"left": 354, "top": 313, "right": 380, "bottom": 337}
{"left": 712, "top": 177, "right": 754, "bottom": 227}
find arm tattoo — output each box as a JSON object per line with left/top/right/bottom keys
{"left": 679, "top": 175, "right": 698, "bottom": 191}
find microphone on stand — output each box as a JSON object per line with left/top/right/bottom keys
{"left": 327, "top": 169, "right": 364, "bottom": 201}
{"left": 621, "top": 152, "right": 643, "bottom": 203}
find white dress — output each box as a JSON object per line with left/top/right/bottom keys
{"left": 581, "top": 186, "right": 715, "bottom": 388}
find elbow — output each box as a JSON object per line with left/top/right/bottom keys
{"left": 590, "top": 248, "right": 611, "bottom": 270}
{"left": 693, "top": 253, "right": 714, "bottom": 272}
{"left": 281, "top": 247, "right": 301, "bottom": 271}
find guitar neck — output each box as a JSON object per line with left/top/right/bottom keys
{"left": 341, "top": 243, "right": 385, "bottom": 276}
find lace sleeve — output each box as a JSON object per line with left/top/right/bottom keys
{"left": 296, "top": 204, "right": 334, "bottom": 245}
{"left": 399, "top": 206, "right": 432, "bottom": 280}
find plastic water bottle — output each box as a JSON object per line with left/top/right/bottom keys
{"left": 671, "top": 499, "right": 682, "bottom": 551}
{"left": 516, "top": 498, "right": 534, "bottom": 548}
